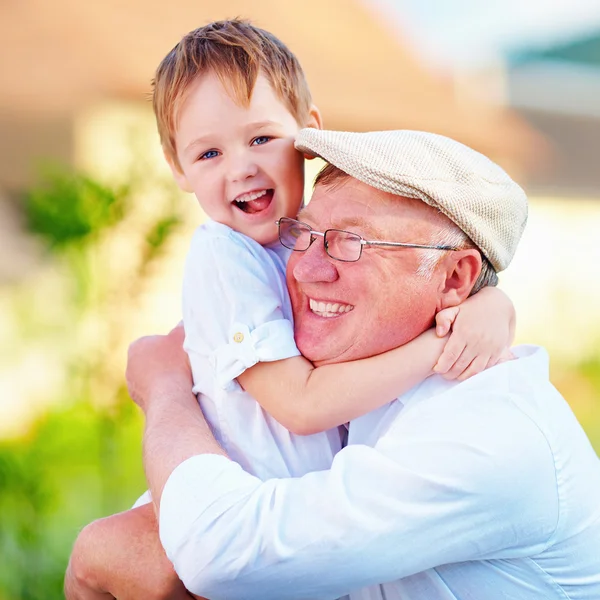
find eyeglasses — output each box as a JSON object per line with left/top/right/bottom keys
{"left": 276, "top": 217, "right": 459, "bottom": 263}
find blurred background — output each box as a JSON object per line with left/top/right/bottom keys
{"left": 1, "top": 0, "right": 600, "bottom": 597}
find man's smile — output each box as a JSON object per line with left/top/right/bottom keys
{"left": 308, "top": 298, "right": 354, "bottom": 318}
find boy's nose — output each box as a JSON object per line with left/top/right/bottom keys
{"left": 291, "top": 238, "right": 339, "bottom": 284}
{"left": 228, "top": 152, "right": 259, "bottom": 182}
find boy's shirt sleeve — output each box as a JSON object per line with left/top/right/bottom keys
{"left": 182, "top": 225, "right": 300, "bottom": 391}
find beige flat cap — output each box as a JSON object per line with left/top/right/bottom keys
{"left": 295, "top": 129, "right": 528, "bottom": 272}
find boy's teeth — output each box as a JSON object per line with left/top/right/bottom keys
{"left": 309, "top": 298, "right": 354, "bottom": 317}
{"left": 235, "top": 189, "right": 268, "bottom": 203}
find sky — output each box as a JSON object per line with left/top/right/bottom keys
{"left": 374, "top": 0, "right": 600, "bottom": 69}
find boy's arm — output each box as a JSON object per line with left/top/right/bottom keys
{"left": 434, "top": 286, "right": 516, "bottom": 380}
{"left": 238, "top": 328, "right": 446, "bottom": 435}
{"left": 239, "top": 287, "right": 515, "bottom": 435}
{"left": 65, "top": 504, "right": 198, "bottom": 600}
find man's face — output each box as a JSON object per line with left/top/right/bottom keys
{"left": 287, "top": 177, "right": 448, "bottom": 366}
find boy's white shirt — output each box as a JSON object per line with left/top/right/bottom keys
{"left": 132, "top": 219, "right": 341, "bottom": 508}
{"left": 180, "top": 220, "right": 342, "bottom": 479}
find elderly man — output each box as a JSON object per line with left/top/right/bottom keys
{"left": 69, "top": 130, "right": 600, "bottom": 599}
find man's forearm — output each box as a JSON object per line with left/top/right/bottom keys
{"left": 142, "top": 378, "right": 227, "bottom": 506}
{"left": 65, "top": 504, "right": 194, "bottom": 600}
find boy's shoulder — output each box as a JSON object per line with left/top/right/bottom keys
{"left": 187, "top": 220, "right": 284, "bottom": 272}
{"left": 190, "top": 220, "right": 262, "bottom": 253}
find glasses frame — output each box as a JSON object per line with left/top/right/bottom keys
{"left": 276, "top": 217, "right": 460, "bottom": 263}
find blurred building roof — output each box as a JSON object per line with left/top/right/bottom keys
{"left": 0, "top": 0, "right": 547, "bottom": 184}
{"left": 513, "top": 31, "right": 600, "bottom": 67}
{"left": 507, "top": 28, "right": 600, "bottom": 196}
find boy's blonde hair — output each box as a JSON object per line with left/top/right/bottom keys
{"left": 152, "top": 19, "right": 313, "bottom": 169}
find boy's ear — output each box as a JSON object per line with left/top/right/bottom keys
{"left": 437, "top": 250, "right": 482, "bottom": 310}
{"left": 305, "top": 104, "right": 323, "bottom": 130}
{"left": 164, "top": 149, "right": 193, "bottom": 193}
{"left": 301, "top": 105, "right": 324, "bottom": 160}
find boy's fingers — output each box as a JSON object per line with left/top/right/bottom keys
{"left": 434, "top": 340, "right": 466, "bottom": 374}
{"left": 443, "top": 346, "right": 477, "bottom": 380}
{"left": 487, "top": 347, "right": 515, "bottom": 367}
{"left": 435, "top": 306, "right": 460, "bottom": 337}
{"left": 497, "top": 348, "right": 516, "bottom": 363}
{"left": 487, "top": 351, "right": 502, "bottom": 367}
{"left": 436, "top": 319, "right": 451, "bottom": 337}
{"left": 456, "top": 354, "right": 490, "bottom": 381}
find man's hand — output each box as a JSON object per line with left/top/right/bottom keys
{"left": 126, "top": 324, "right": 192, "bottom": 414}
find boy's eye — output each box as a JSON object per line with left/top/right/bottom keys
{"left": 199, "top": 149, "right": 220, "bottom": 160}
{"left": 251, "top": 136, "right": 272, "bottom": 146}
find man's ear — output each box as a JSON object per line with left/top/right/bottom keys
{"left": 164, "top": 149, "right": 193, "bottom": 193}
{"left": 438, "top": 249, "right": 482, "bottom": 309}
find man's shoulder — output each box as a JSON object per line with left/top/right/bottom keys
{"left": 377, "top": 344, "right": 600, "bottom": 506}
{"left": 403, "top": 345, "right": 553, "bottom": 412}
{"left": 349, "top": 347, "right": 553, "bottom": 447}
{"left": 356, "top": 346, "right": 563, "bottom": 466}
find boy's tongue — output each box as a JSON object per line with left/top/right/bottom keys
{"left": 241, "top": 191, "right": 273, "bottom": 214}
{"left": 244, "top": 196, "right": 271, "bottom": 214}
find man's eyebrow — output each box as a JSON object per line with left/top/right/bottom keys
{"left": 295, "top": 211, "right": 388, "bottom": 239}
{"left": 296, "top": 207, "right": 314, "bottom": 223}
{"left": 333, "top": 216, "right": 387, "bottom": 239}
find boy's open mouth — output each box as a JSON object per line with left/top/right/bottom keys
{"left": 232, "top": 189, "right": 274, "bottom": 214}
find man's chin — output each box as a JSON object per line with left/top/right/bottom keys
{"left": 296, "top": 334, "right": 348, "bottom": 367}
{"left": 296, "top": 335, "right": 329, "bottom": 366}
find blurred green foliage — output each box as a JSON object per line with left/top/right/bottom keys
{"left": 25, "top": 166, "right": 128, "bottom": 249}
{"left": 0, "top": 399, "right": 144, "bottom": 600}
{"left": 0, "top": 159, "right": 183, "bottom": 600}
{"left": 554, "top": 354, "right": 600, "bottom": 455}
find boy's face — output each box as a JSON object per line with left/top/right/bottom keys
{"left": 169, "top": 71, "right": 319, "bottom": 245}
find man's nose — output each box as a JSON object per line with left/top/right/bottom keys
{"left": 292, "top": 238, "right": 339, "bottom": 284}
{"left": 227, "top": 151, "right": 259, "bottom": 182}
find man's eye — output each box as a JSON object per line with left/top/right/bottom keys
{"left": 251, "top": 136, "right": 272, "bottom": 146}
{"left": 199, "top": 150, "right": 220, "bottom": 160}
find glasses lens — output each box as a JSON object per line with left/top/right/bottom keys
{"left": 279, "top": 219, "right": 312, "bottom": 251}
{"left": 325, "top": 230, "right": 362, "bottom": 262}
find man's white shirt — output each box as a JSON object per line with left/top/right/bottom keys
{"left": 159, "top": 345, "right": 600, "bottom": 599}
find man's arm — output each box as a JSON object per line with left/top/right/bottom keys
{"left": 131, "top": 328, "right": 559, "bottom": 600}
{"left": 65, "top": 503, "right": 197, "bottom": 600}
{"left": 126, "top": 329, "right": 227, "bottom": 508}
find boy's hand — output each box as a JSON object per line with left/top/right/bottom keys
{"left": 433, "top": 288, "right": 515, "bottom": 381}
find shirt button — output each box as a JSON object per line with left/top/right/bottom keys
{"left": 233, "top": 332, "right": 244, "bottom": 343}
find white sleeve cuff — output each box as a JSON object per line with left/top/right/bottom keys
{"left": 209, "top": 319, "right": 300, "bottom": 390}
{"left": 159, "top": 454, "right": 260, "bottom": 563}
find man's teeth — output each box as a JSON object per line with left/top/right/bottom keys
{"left": 309, "top": 298, "right": 354, "bottom": 317}
{"left": 234, "top": 189, "right": 268, "bottom": 203}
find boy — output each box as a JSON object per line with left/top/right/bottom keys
{"left": 65, "top": 19, "right": 514, "bottom": 599}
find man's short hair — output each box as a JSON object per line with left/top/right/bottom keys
{"left": 153, "top": 19, "right": 313, "bottom": 169}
